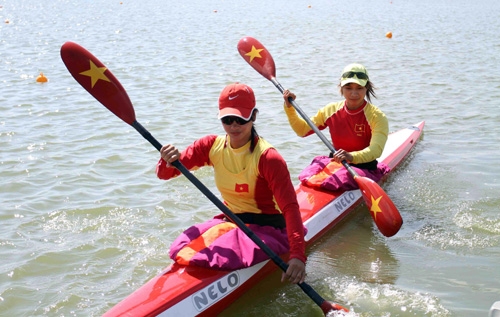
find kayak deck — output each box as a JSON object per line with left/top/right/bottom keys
{"left": 103, "top": 121, "right": 425, "bottom": 317}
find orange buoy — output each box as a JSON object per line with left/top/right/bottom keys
{"left": 386, "top": 32, "right": 393, "bottom": 39}
{"left": 36, "top": 72, "right": 48, "bottom": 83}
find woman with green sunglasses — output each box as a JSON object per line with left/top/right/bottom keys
{"left": 282, "top": 63, "right": 390, "bottom": 192}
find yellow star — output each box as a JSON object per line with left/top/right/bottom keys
{"left": 370, "top": 195, "right": 383, "bottom": 220}
{"left": 245, "top": 45, "right": 264, "bottom": 63}
{"left": 79, "top": 60, "right": 111, "bottom": 88}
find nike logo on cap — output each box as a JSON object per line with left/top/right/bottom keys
{"left": 228, "top": 95, "right": 239, "bottom": 100}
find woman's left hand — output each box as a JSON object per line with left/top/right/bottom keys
{"left": 281, "top": 258, "right": 306, "bottom": 284}
{"left": 332, "top": 149, "right": 353, "bottom": 163}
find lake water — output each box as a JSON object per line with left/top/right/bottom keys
{"left": 1, "top": 0, "right": 499, "bottom": 316}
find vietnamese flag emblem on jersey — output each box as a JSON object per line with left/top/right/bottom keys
{"left": 355, "top": 124, "right": 365, "bottom": 135}
{"left": 235, "top": 183, "right": 249, "bottom": 193}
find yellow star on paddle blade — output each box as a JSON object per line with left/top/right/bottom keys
{"left": 245, "top": 45, "right": 264, "bottom": 63}
{"left": 79, "top": 60, "right": 111, "bottom": 88}
{"left": 370, "top": 195, "right": 383, "bottom": 220}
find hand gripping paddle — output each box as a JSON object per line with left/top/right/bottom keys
{"left": 60, "top": 41, "right": 349, "bottom": 315}
{"left": 237, "top": 36, "right": 403, "bottom": 237}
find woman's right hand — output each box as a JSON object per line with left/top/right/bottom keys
{"left": 283, "top": 89, "right": 296, "bottom": 108}
{"left": 160, "top": 144, "right": 180, "bottom": 166}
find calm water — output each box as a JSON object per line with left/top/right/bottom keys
{"left": 1, "top": 0, "right": 499, "bottom": 316}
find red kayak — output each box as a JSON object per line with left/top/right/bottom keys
{"left": 103, "top": 121, "right": 425, "bottom": 317}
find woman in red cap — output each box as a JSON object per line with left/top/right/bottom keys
{"left": 157, "top": 83, "right": 306, "bottom": 284}
{"left": 283, "top": 63, "right": 390, "bottom": 191}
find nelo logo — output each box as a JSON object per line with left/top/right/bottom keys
{"left": 334, "top": 191, "right": 357, "bottom": 212}
{"left": 192, "top": 272, "right": 240, "bottom": 311}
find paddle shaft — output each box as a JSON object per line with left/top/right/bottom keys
{"left": 61, "top": 40, "right": 345, "bottom": 313}
{"left": 237, "top": 36, "right": 401, "bottom": 235}
{"left": 131, "top": 120, "right": 331, "bottom": 310}
{"left": 270, "top": 78, "right": 359, "bottom": 178}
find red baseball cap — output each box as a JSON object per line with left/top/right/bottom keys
{"left": 218, "top": 83, "right": 256, "bottom": 120}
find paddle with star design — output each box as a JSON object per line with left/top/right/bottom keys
{"left": 60, "top": 41, "right": 349, "bottom": 315}
{"left": 237, "top": 36, "right": 403, "bottom": 237}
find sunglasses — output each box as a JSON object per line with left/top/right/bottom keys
{"left": 221, "top": 116, "right": 252, "bottom": 125}
{"left": 341, "top": 71, "right": 369, "bottom": 80}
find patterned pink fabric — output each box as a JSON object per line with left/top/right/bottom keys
{"left": 169, "top": 217, "right": 293, "bottom": 270}
{"left": 298, "top": 155, "right": 390, "bottom": 191}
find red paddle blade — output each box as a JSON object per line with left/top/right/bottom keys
{"left": 60, "top": 41, "right": 136, "bottom": 125}
{"left": 320, "top": 301, "right": 349, "bottom": 315}
{"left": 237, "top": 36, "right": 276, "bottom": 80}
{"left": 356, "top": 176, "right": 403, "bottom": 237}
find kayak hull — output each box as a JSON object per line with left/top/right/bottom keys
{"left": 103, "top": 121, "right": 425, "bottom": 317}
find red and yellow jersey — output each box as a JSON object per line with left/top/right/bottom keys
{"left": 156, "top": 135, "right": 306, "bottom": 263}
{"left": 284, "top": 100, "right": 388, "bottom": 164}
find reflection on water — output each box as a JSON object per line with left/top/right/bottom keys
{"left": 310, "top": 210, "right": 399, "bottom": 285}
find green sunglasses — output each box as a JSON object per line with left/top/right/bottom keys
{"left": 341, "top": 71, "right": 369, "bottom": 80}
